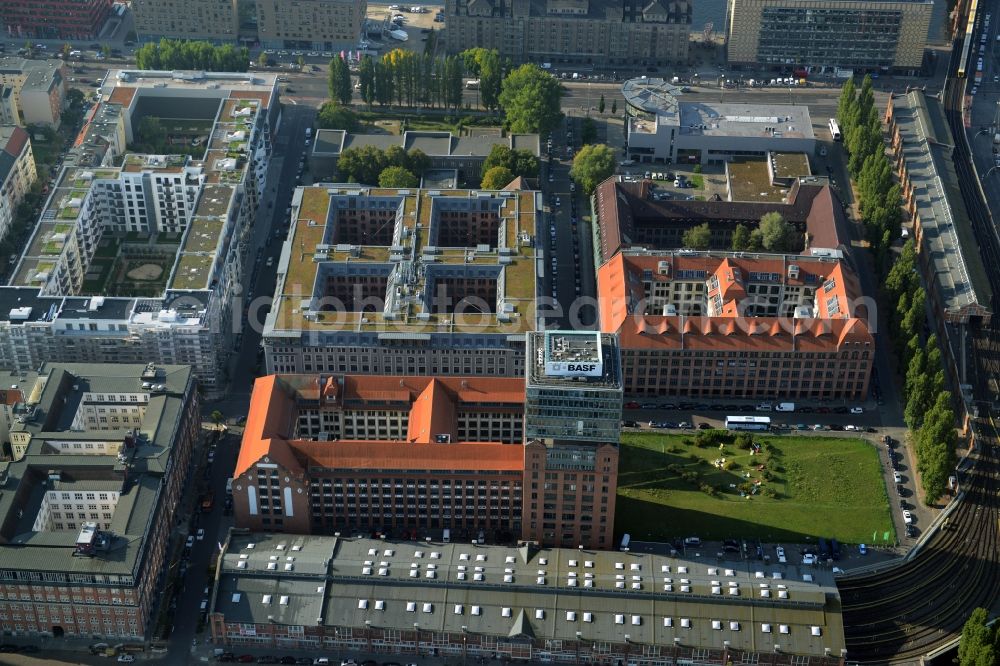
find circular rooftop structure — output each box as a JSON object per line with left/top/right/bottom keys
{"left": 621, "top": 77, "right": 683, "bottom": 116}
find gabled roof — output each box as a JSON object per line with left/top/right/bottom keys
{"left": 235, "top": 373, "right": 530, "bottom": 479}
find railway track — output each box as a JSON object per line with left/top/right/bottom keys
{"left": 837, "top": 13, "right": 1000, "bottom": 662}
{"left": 838, "top": 417, "right": 1000, "bottom": 662}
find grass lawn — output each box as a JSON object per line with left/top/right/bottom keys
{"left": 616, "top": 432, "right": 893, "bottom": 545}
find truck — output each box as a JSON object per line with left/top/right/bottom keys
{"left": 465, "top": 79, "right": 480, "bottom": 90}
{"left": 775, "top": 402, "right": 795, "bottom": 412}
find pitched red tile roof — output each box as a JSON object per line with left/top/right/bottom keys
{"left": 235, "top": 374, "right": 527, "bottom": 478}
{"left": 597, "top": 252, "right": 873, "bottom": 351}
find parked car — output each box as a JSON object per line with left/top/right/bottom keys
{"left": 850, "top": 406, "right": 864, "bottom": 414}
{"left": 802, "top": 553, "right": 816, "bottom": 565}
{"left": 775, "top": 546, "right": 786, "bottom": 563}
{"left": 858, "top": 543, "right": 867, "bottom": 555}
{"left": 902, "top": 510, "right": 913, "bottom": 525}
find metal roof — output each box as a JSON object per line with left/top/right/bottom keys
{"left": 214, "top": 533, "right": 845, "bottom": 657}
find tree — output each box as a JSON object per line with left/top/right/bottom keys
{"left": 407, "top": 149, "right": 430, "bottom": 176}
{"left": 461, "top": 48, "right": 502, "bottom": 111}
{"left": 580, "top": 117, "right": 597, "bottom": 145}
{"left": 378, "top": 166, "right": 419, "bottom": 188}
{"left": 611, "top": 99, "right": 617, "bottom": 115}
{"left": 747, "top": 229, "right": 765, "bottom": 251}
{"left": 510, "top": 149, "right": 539, "bottom": 178}
{"left": 296, "top": 55, "right": 305, "bottom": 70}
{"left": 316, "top": 102, "right": 358, "bottom": 132}
{"left": 481, "top": 166, "right": 516, "bottom": 189}
{"left": 374, "top": 59, "right": 394, "bottom": 107}
{"left": 61, "top": 43, "right": 72, "bottom": 60}
{"left": 358, "top": 55, "right": 376, "bottom": 107}
{"left": 959, "top": 608, "right": 997, "bottom": 666}
{"left": 916, "top": 391, "right": 958, "bottom": 502}
{"left": 837, "top": 77, "right": 857, "bottom": 136}
{"left": 101, "top": 44, "right": 112, "bottom": 59}
{"left": 886, "top": 239, "right": 917, "bottom": 301}
{"left": 731, "top": 224, "right": 751, "bottom": 251}
{"left": 759, "top": 212, "right": 795, "bottom": 251}
{"left": 134, "top": 39, "right": 249, "bottom": 71}
{"left": 481, "top": 145, "right": 539, "bottom": 180}
{"left": 499, "top": 64, "right": 564, "bottom": 134}
{"left": 568, "top": 143, "right": 615, "bottom": 194}
{"left": 900, "top": 287, "right": 926, "bottom": 339}
{"left": 328, "top": 55, "right": 352, "bottom": 106}
{"left": 136, "top": 116, "right": 163, "bottom": 149}
{"left": 338, "top": 145, "right": 388, "bottom": 184}
{"left": 598, "top": 94, "right": 606, "bottom": 114}
{"left": 210, "top": 410, "right": 224, "bottom": 428}
{"left": 257, "top": 51, "right": 269, "bottom": 68}
{"left": 682, "top": 223, "right": 712, "bottom": 250}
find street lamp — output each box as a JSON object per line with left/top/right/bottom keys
{"left": 575, "top": 631, "right": 583, "bottom": 666}
{"left": 413, "top": 623, "right": 420, "bottom": 656}
{"left": 461, "top": 625, "right": 469, "bottom": 666}
{"left": 365, "top": 620, "right": 372, "bottom": 653}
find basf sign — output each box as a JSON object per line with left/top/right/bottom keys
{"left": 545, "top": 361, "right": 604, "bottom": 377}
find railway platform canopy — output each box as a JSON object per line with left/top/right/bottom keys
{"left": 885, "top": 90, "right": 993, "bottom": 326}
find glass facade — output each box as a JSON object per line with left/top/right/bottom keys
{"left": 758, "top": 6, "right": 903, "bottom": 68}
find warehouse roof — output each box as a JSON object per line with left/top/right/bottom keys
{"left": 214, "top": 533, "right": 846, "bottom": 657}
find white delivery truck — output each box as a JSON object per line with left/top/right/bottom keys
{"left": 775, "top": 402, "right": 795, "bottom": 412}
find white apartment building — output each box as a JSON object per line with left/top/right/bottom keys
{"left": 0, "top": 70, "right": 280, "bottom": 397}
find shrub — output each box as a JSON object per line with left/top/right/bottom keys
{"left": 722, "top": 460, "right": 738, "bottom": 471}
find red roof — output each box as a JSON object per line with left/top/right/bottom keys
{"left": 597, "top": 252, "right": 874, "bottom": 351}
{"left": 1, "top": 126, "right": 28, "bottom": 158}
{"left": 235, "top": 374, "right": 527, "bottom": 478}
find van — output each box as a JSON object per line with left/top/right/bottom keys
{"left": 775, "top": 402, "right": 795, "bottom": 412}
{"left": 305, "top": 127, "right": 312, "bottom": 138}
{"left": 620, "top": 533, "right": 631, "bottom": 550}
{"left": 200, "top": 599, "right": 208, "bottom": 611}
{"left": 442, "top": 528, "right": 451, "bottom": 543}
{"left": 755, "top": 403, "right": 772, "bottom": 412}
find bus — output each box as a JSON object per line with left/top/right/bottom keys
{"left": 725, "top": 415, "right": 772, "bottom": 431}
{"left": 828, "top": 118, "right": 842, "bottom": 141}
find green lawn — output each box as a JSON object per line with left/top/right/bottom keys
{"left": 616, "top": 432, "right": 893, "bottom": 545}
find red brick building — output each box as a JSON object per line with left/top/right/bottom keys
{"left": 598, "top": 251, "right": 874, "bottom": 400}
{"left": 0, "top": 0, "right": 113, "bottom": 40}
{"left": 233, "top": 374, "right": 619, "bottom": 549}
